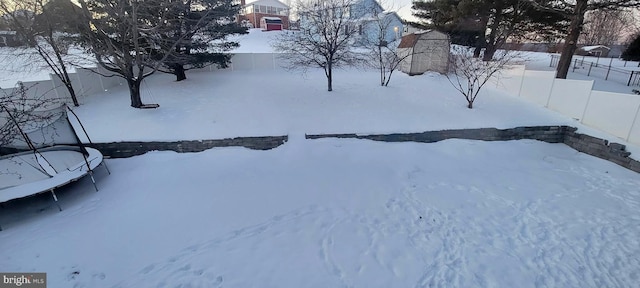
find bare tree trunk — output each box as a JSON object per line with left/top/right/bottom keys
{"left": 556, "top": 0, "right": 588, "bottom": 79}
{"left": 467, "top": 101, "right": 473, "bottom": 109}
{"left": 483, "top": 1, "right": 503, "bottom": 61}
{"left": 65, "top": 82, "right": 80, "bottom": 106}
{"left": 326, "top": 60, "right": 333, "bottom": 91}
{"left": 474, "top": 15, "right": 489, "bottom": 58}
{"left": 128, "top": 79, "right": 143, "bottom": 108}
{"left": 174, "top": 64, "right": 187, "bottom": 81}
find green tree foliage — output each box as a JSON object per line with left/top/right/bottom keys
{"left": 622, "top": 34, "right": 640, "bottom": 61}
{"left": 154, "top": 0, "right": 248, "bottom": 81}
{"left": 412, "top": 0, "right": 566, "bottom": 60}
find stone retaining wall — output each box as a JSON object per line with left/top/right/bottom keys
{"left": 307, "top": 126, "right": 640, "bottom": 173}
{"left": 90, "top": 136, "right": 288, "bottom": 158}
{"left": 17, "top": 125, "right": 636, "bottom": 173}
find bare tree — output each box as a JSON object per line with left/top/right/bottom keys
{"left": 446, "top": 45, "right": 518, "bottom": 109}
{"left": 579, "top": 9, "right": 634, "bottom": 45}
{"left": 0, "top": 0, "right": 81, "bottom": 106}
{"left": 363, "top": 11, "right": 409, "bottom": 86}
{"left": 76, "top": 0, "right": 217, "bottom": 108}
{"left": 0, "top": 82, "right": 60, "bottom": 148}
{"left": 272, "top": 0, "right": 362, "bottom": 91}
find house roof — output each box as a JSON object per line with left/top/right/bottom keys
{"left": 245, "top": 0, "right": 289, "bottom": 9}
{"left": 398, "top": 30, "right": 448, "bottom": 48}
{"left": 581, "top": 45, "right": 610, "bottom": 51}
{"left": 398, "top": 32, "right": 420, "bottom": 48}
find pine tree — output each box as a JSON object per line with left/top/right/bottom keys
{"left": 412, "top": 0, "right": 566, "bottom": 60}
{"left": 622, "top": 34, "right": 640, "bottom": 61}
{"left": 155, "top": 0, "right": 248, "bottom": 81}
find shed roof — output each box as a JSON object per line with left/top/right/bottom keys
{"left": 398, "top": 30, "right": 448, "bottom": 48}
{"left": 398, "top": 33, "right": 420, "bottom": 48}
{"left": 581, "top": 45, "right": 610, "bottom": 51}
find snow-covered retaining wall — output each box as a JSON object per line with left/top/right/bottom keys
{"left": 58, "top": 125, "right": 640, "bottom": 173}
{"left": 90, "top": 136, "right": 288, "bottom": 158}
{"left": 307, "top": 126, "right": 640, "bottom": 173}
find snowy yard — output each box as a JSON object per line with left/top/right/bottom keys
{"left": 71, "top": 68, "right": 576, "bottom": 142}
{"left": 1, "top": 138, "right": 640, "bottom": 287}
{"left": 2, "top": 36, "right": 640, "bottom": 287}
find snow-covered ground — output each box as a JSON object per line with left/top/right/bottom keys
{"left": 2, "top": 29, "right": 640, "bottom": 288}
{"left": 2, "top": 138, "right": 640, "bottom": 287}
{"left": 70, "top": 68, "right": 577, "bottom": 142}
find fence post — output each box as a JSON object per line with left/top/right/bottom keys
{"left": 605, "top": 58, "right": 613, "bottom": 80}
{"left": 579, "top": 81, "right": 594, "bottom": 123}
{"left": 581, "top": 55, "right": 585, "bottom": 65}
{"left": 627, "top": 101, "right": 640, "bottom": 142}
{"left": 545, "top": 78, "right": 556, "bottom": 108}
{"left": 572, "top": 58, "right": 578, "bottom": 72}
{"left": 588, "top": 62, "right": 593, "bottom": 76}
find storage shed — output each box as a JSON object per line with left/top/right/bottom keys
{"left": 399, "top": 30, "right": 450, "bottom": 75}
{"left": 577, "top": 45, "right": 611, "bottom": 57}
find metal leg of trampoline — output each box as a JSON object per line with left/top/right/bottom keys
{"left": 89, "top": 171, "right": 99, "bottom": 192}
{"left": 51, "top": 189, "right": 62, "bottom": 212}
{"left": 102, "top": 160, "right": 111, "bottom": 175}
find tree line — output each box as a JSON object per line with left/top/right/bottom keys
{"left": 411, "top": 0, "right": 640, "bottom": 79}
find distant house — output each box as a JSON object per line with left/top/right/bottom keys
{"left": 0, "top": 31, "right": 22, "bottom": 47}
{"left": 402, "top": 23, "right": 424, "bottom": 36}
{"left": 399, "top": 30, "right": 450, "bottom": 75}
{"left": 238, "top": 0, "right": 290, "bottom": 30}
{"left": 349, "top": 0, "right": 403, "bottom": 45}
{"left": 577, "top": 45, "right": 611, "bottom": 57}
{"left": 297, "top": 0, "right": 403, "bottom": 45}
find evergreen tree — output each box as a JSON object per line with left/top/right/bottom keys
{"left": 622, "top": 34, "right": 640, "bottom": 61}
{"left": 155, "top": 0, "right": 248, "bottom": 81}
{"left": 412, "top": 0, "right": 566, "bottom": 60}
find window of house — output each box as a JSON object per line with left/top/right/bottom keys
{"left": 268, "top": 6, "right": 276, "bottom": 14}
{"left": 0, "top": 36, "right": 6, "bottom": 47}
{"left": 358, "top": 24, "right": 363, "bottom": 35}
{"left": 260, "top": 5, "right": 267, "bottom": 13}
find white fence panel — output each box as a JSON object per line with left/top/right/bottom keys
{"left": 230, "top": 54, "right": 255, "bottom": 70}
{"left": 19, "top": 80, "right": 59, "bottom": 103}
{"left": 628, "top": 111, "right": 640, "bottom": 145}
{"left": 582, "top": 91, "right": 640, "bottom": 140}
{"left": 547, "top": 79, "right": 593, "bottom": 120}
{"left": 495, "top": 65, "right": 525, "bottom": 96}
{"left": 76, "top": 68, "right": 105, "bottom": 96}
{"left": 520, "top": 70, "right": 555, "bottom": 107}
{"left": 252, "top": 53, "right": 277, "bottom": 70}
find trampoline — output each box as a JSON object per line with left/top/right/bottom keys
{"left": 0, "top": 104, "right": 109, "bottom": 230}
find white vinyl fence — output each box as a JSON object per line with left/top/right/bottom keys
{"left": 1, "top": 53, "right": 290, "bottom": 106}
{"left": 1, "top": 66, "right": 126, "bottom": 106}
{"left": 496, "top": 65, "right": 640, "bottom": 145}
